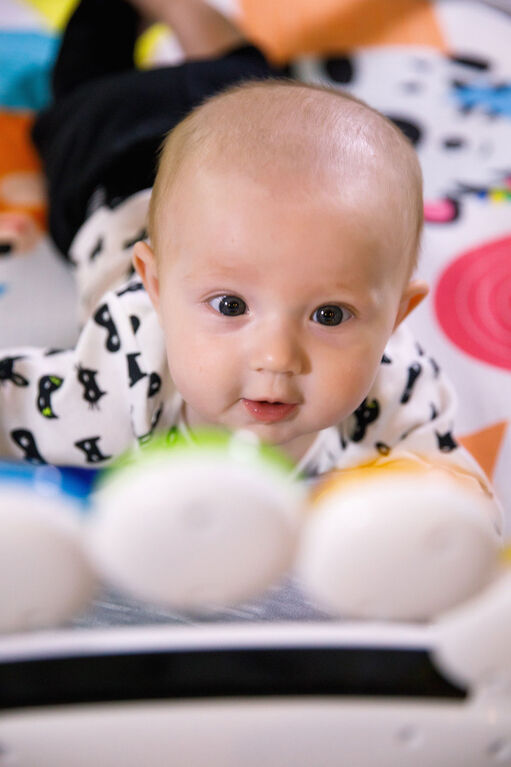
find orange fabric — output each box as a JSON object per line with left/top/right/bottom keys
{"left": 460, "top": 421, "right": 508, "bottom": 480}
{"left": 0, "top": 112, "right": 41, "bottom": 176}
{"left": 239, "top": 0, "right": 447, "bottom": 64}
{"left": 0, "top": 111, "right": 46, "bottom": 229}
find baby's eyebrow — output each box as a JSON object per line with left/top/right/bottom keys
{"left": 181, "top": 261, "right": 259, "bottom": 283}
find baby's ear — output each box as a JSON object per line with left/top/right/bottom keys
{"left": 393, "top": 279, "right": 429, "bottom": 330}
{"left": 133, "top": 241, "right": 160, "bottom": 315}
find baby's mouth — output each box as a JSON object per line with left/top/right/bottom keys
{"left": 242, "top": 399, "right": 298, "bottom": 424}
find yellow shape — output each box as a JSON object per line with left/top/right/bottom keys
{"left": 22, "top": 0, "right": 78, "bottom": 31}
{"left": 135, "top": 23, "right": 170, "bottom": 69}
{"left": 490, "top": 189, "right": 507, "bottom": 203}
{"left": 310, "top": 453, "right": 493, "bottom": 510}
{"left": 459, "top": 421, "right": 508, "bottom": 480}
{"left": 310, "top": 457, "right": 429, "bottom": 507}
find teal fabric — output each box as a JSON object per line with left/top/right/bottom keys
{"left": 0, "top": 31, "right": 58, "bottom": 110}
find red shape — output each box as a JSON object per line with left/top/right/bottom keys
{"left": 434, "top": 235, "right": 511, "bottom": 370}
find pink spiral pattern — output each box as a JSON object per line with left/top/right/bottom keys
{"left": 434, "top": 235, "right": 511, "bottom": 370}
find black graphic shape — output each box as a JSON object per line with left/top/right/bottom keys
{"left": 11, "top": 429, "right": 46, "bottom": 464}
{"left": 376, "top": 441, "right": 391, "bottom": 456}
{"left": 429, "top": 357, "right": 440, "bottom": 378}
{"left": 148, "top": 372, "right": 161, "bottom": 398}
{"left": 89, "top": 237, "right": 103, "bottom": 261}
{"left": 138, "top": 403, "right": 164, "bottom": 445}
{"left": 76, "top": 365, "right": 106, "bottom": 408}
{"left": 430, "top": 403, "right": 439, "bottom": 421}
{"left": 0, "top": 356, "right": 28, "bottom": 387}
{"left": 117, "top": 281, "right": 144, "bottom": 297}
{"left": 130, "top": 315, "right": 141, "bottom": 334}
{"left": 443, "top": 136, "right": 466, "bottom": 150}
{"left": 436, "top": 431, "right": 458, "bottom": 453}
{"left": 386, "top": 116, "right": 422, "bottom": 147}
{"left": 123, "top": 228, "right": 148, "bottom": 249}
{"left": 381, "top": 353, "right": 392, "bottom": 364}
{"left": 93, "top": 303, "right": 120, "bottom": 352}
{"left": 449, "top": 54, "right": 489, "bottom": 71}
{"left": 350, "top": 398, "right": 380, "bottom": 443}
{"left": 37, "top": 375, "right": 63, "bottom": 418}
{"left": 324, "top": 56, "right": 354, "bottom": 84}
{"left": 127, "top": 352, "right": 147, "bottom": 388}
{"left": 75, "top": 437, "right": 112, "bottom": 464}
{"left": 401, "top": 362, "right": 422, "bottom": 404}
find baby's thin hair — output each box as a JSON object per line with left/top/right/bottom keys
{"left": 148, "top": 78, "right": 423, "bottom": 276}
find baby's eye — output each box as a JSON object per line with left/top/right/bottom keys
{"left": 209, "top": 295, "right": 247, "bottom": 316}
{"left": 311, "top": 304, "right": 351, "bottom": 326}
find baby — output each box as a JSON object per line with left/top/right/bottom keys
{"left": 0, "top": 0, "right": 496, "bottom": 502}
{"left": 135, "top": 79, "right": 427, "bottom": 467}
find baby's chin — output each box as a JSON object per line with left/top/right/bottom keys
{"left": 183, "top": 401, "right": 318, "bottom": 460}
{"left": 239, "top": 422, "right": 318, "bottom": 462}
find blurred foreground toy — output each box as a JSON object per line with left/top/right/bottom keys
{"left": 296, "top": 456, "right": 503, "bottom": 621}
{"left": 2, "top": 569, "right": 511, "bottom": 765}
{"left": 0, "top": 461, "right": 97, "bottom": 633}
{"left": 87, "top": 430, "right": 305, "bottom": 610}
{"left": 0, "top": 437, "right": 505, "bottom": 632}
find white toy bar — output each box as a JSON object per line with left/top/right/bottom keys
{"left": 0, "top": 597, "right": 511, "bottom": 766}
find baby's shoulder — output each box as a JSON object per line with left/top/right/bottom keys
{"left": 368, "top": 324, "right": 446, "bottom": 410}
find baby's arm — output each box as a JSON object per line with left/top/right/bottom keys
{"left": 0, "top": 289, "right": 146, "bottom": 467}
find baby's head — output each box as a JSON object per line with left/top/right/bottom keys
{"left": 134, "top": 80, "right": 428, "bottom": 461}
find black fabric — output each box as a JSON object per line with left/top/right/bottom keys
{"left": 32, "top": 0, "right": 288, "bottom": 256}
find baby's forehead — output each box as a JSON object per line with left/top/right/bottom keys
{"left": 159, "top": 162, "right": 411, "bottom": 288}
{"left": 152, "top": 82, "right": 422, "bottom": 273}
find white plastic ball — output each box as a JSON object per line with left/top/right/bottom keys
{"left": 295, "top": 460, "right": 502, "bottom": 621}
{"left": 87, "top": 431, "right": 304, "bottom": 610}
{"left": 0, "top": 465, "right": 97, "bottom": 632}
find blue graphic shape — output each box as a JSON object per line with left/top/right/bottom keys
{"left": 0, "top": 31, "right": 59, "bottom": 110}
{"left": 452, "top": 81, "right": 511, "bottom": 118}
{"left": 0, "top": 460, "right": 98, "bottom": 513}
{"left": 0, "top": 284, "right": 7, "bottom": 297}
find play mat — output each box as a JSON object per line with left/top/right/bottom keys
{"left": 0, "top": 0, "right": 510, "bottom": 539}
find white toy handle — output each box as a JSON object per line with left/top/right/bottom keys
{"left": 433, "top": 555, "right": 511, "bottom": 692}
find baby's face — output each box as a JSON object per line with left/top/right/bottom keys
{"left": 136, "top": 165, "right": 426, "bottom": 460}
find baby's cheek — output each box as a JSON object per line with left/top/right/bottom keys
{"left": 315, "top": 349, "right": 378, "bottom": 422}
{"left": 165, "top": 332, "right": 223, "bottom": 402}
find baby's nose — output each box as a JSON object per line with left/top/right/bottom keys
{"left": 248, "top": 321, "right": 304, "bottom": 375}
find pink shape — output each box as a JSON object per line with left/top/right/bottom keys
{"left": 424, "top": 198, "right": 457, "bottom": 223}
{"left": 434, "top": 235, "right": 511, "bottom": 370}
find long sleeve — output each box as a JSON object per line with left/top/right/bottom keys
{"left": 0, "top": 280, "right": 174, "bottom": 466}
